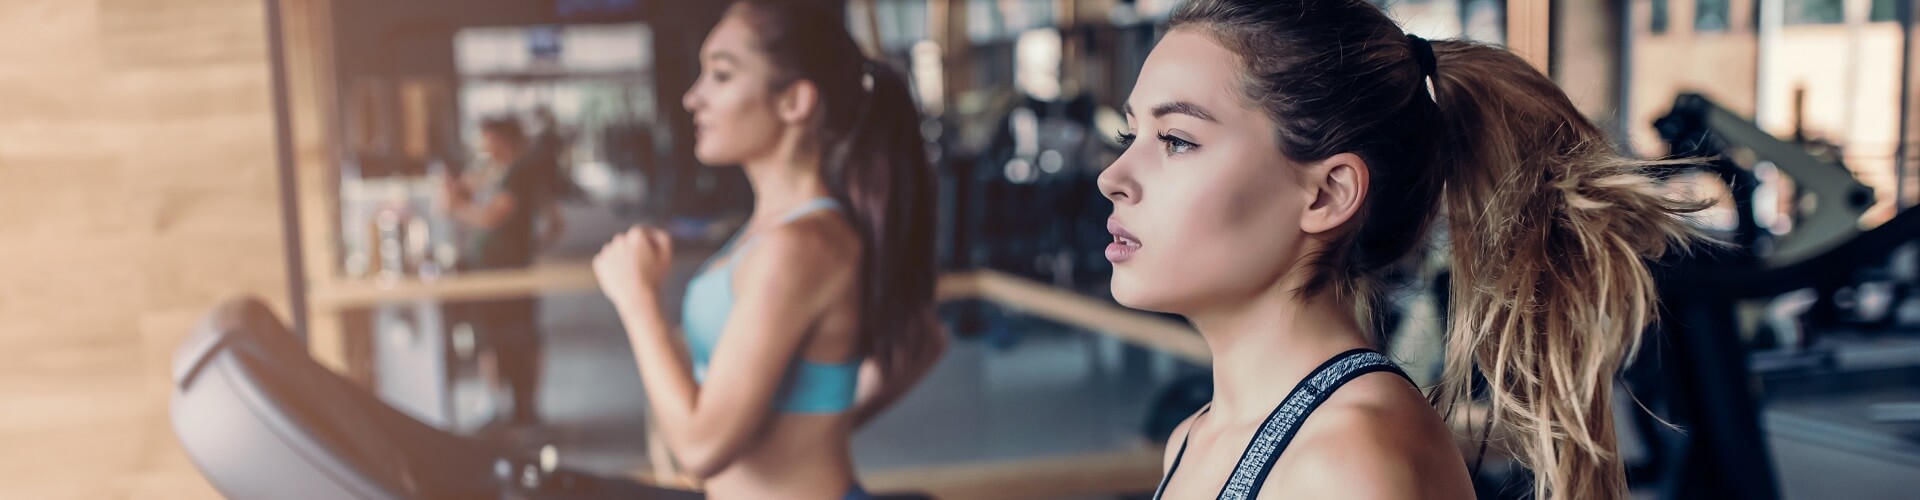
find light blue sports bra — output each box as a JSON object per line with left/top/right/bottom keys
{"left": 681, "top": 197, "right": 861, "bottom": 414}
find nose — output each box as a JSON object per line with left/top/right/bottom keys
{"left": 682, "top": 81, "right": 700, "bottom": 113}
{"left": 1098, "top": 152, "right": 1139, "bottom": 205}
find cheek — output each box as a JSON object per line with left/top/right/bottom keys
{"left": 1200, "top": 175, "right": 1286, "bottom": 236}
{"left": 1118, "top": 159, "right": 1306, "bottom": 310}
{"left": 698, "top": 86, "right": 779, "bottom": 159}
{"left": 1175, "top": 173, "right": 1302, "bottom": 274}
{"left": 713, "top": 86, "right": 756, "bottom": 120}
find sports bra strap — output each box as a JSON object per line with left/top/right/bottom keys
{"left": 713, "top": 197, "right": 843, "bottom": 270}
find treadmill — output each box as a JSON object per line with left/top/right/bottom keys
{"left": 169, "top": 296, "right": 700, "bottom": 499}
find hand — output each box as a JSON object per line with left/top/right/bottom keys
{"left": 594, "top": 225, "right": 674, "bottom": 309}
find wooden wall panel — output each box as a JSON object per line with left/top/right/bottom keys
{"left": 0, "top": 0, "right": 289, "bottom": 497}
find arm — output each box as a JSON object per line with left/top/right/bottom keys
{"left": 848, "top": 330, "right": 947, "bottom": 429}
{"left": 440, "top": 172, "right": 516, "bottom": 230}
{"left": 447, "top": 192, "right": 517, "bottom": 229}
{"left": 595, "top": 226, "right": 846, "bottom": 479}
{"left": 538, "top": 201, "right": 567, "bottom": 251}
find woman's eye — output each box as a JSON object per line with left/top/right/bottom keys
{"left": 1159, "top": 133, "right": 1198, "bottom": 155}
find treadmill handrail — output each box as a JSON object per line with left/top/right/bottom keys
{"left": 1682, "top": 205, "right": 1920, "bottom": 299}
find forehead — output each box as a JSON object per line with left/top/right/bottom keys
{"left": 700, "top": 13, "right": 761, "bottom": 61}
{"left": 1128, "top": 30, "right": 1249, "bottom": 121}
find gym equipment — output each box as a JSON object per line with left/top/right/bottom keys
{"left": 932, "top": 25, "right": 1123, "bottom": 296}
{"left": 955, "top": 89, "right": 1111, "bottom": 290}
{"left": 170, "top": 296, "right": 698, "bottom": 500}
{"left": 1654, "top": 92, "right": 1876, "bottom": 268}
{"left": 1631, "top": 94, "right": 1920, "bottom": 500}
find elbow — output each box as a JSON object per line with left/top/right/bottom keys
{"left": 674, "top": 443, "right": 735, "bottom": 480}
{"left": 666, "top": 430, "right": 742, "bottom": 480}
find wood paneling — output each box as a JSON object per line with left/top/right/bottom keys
{"left": 1507, "top": 0, "right": 1551, "bottom": 73}
{"left": 0, "top": 0, "right": 289, "bottom": 497}
{"left": 1554, "top": 0, "right": 1621, "bottom": 124}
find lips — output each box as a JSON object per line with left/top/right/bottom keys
{"left": 1106, "top": 218, "right": 1141, "bottom": 263}
{"left": 1108, "top": 219, "right": 1140, "bottom": 247}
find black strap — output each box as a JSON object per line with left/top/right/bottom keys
{"left": 1151, "top": 404, "right": 1211, "bottom": 500}
{"left": 1155, "top": 349, "right": 1412, "bottom": 500}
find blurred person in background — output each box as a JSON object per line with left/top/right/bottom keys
{"left": 591, "top": 1, "right": 946, "bottom": 498}
{"left": 526, "top": 106, "right": 574, "bottom": 249}
{"left": 441, "top": 114, "right": 570, "bottom": 436}
{"left": 1099, "top": 0, "right": 1707, "bottom": 499}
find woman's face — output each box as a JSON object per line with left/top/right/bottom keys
{"left": 682, "top": 11, "right": 789, "bottom": 167}
{"left": 1097, "top": 30, "right": 1317, "bottom": 314}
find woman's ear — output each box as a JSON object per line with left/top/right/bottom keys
{"left": 775, "top": 79, "right": 820, "bottom": 125}
{"left": 1299, "top": 152, "right": 1370, "bottom": 235}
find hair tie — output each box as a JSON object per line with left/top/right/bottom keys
{"left": 1405, "top": 34, "right": 1437, "bottom": 77}
{"left": 860, "top": 60, "right": 876, "bottom": 93}
{"left": 1405, "top": 34, "right": 1437, "bottom": 101}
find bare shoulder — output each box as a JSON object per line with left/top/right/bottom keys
{"left": 1258, "top": 373, "right": 1473, "bottom": 499}
{"left": 734, "top": 213, "right": 862, "bottom": 286}
{"left": 1162, "top": 408, "right": 1205, "bottom": 473}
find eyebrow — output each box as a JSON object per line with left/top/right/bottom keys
{"left": 1123, "top": 101, "right": 1220, "bottom": 124}
{"left": 704, "top": 51, "right": 739, "bottom": 65}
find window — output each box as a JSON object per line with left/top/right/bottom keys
{"left": 1652, "top": 0, "right": 1670, "bottom": 34}
{"left": 1872, "top": 0, "right": 1899, "bottom": 22}
{"left": 1786, "top": 0, "right": 1846, "bottom": 25}
{"left": 1697, "top": 0, "right": 1731, "bottom": 31}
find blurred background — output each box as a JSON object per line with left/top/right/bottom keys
{"left": 4, "top": 0, "right": 1920, "bottom": 498}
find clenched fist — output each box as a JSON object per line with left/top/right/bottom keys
{"left": 593, "top": 225, "right": 674, "bottom": 308}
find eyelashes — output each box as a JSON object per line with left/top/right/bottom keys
{"left": 1115, "top": 131, "right": 1200, "bottom": 155}
{"left": 1159, "top": 133, "right": 1197, "bottom": 155}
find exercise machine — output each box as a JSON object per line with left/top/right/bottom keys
{"left": 1632, "top": 93, "right": 1920, "bottom": 500}
{"left": 170, "top": 297, "right": 697, "bottom": 499}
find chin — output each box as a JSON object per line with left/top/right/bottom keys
{"left": 692, "top": 146, "right": 734, "bottom": 167}
{"left": 1109, "top": 269, "right": 1170, "bottom": 312}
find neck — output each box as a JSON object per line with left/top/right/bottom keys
{"left": 741, "top": 144, "right": 832, "bottom": 221}
{"left": 1185, "top": 274, "right": 1371, "bottom": 423}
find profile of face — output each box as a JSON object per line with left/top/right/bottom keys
{"left": 682, "top": 10, "right": 793, "bottom": 167}
{"left": 1098, "top": 30, "right": 1368, "bottom": 314}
